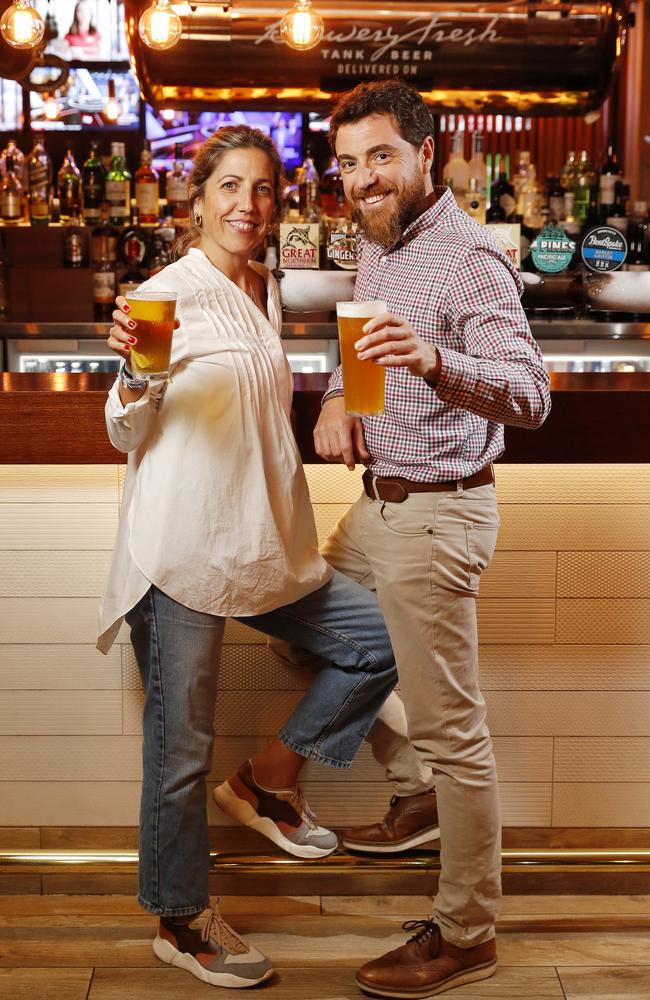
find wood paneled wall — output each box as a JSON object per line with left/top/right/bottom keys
{"left": 435, "top": 111, "right": 608, "bottom": 189}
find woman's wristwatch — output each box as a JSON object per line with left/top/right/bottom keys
{"left": 119, "top": 359, "right": 147, "bottom": 391}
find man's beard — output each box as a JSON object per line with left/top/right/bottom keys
{"left": 352, "top": 170, "right": 428, "bottom": 248}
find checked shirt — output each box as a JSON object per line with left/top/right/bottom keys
{"left": 324, "top": 186, "right": 551, "bottom": 482}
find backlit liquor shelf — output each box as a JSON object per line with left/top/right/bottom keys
{"left": 2, "top": 319, "right": 650, "bottom": 376}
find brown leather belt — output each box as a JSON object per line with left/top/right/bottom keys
{"left": 362, "top": 465, "right": 494, "bottom": 503}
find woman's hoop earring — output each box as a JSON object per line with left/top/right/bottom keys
{"left": 194, "top": 213, "right": 202, "bottom": 227}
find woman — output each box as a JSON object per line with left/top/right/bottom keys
{"left": 64, "top": 0, "right": 102, "bottom": 58}
{"left": 99, "top": 125, "right": 397, "bottom": 990}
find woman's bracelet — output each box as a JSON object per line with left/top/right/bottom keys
{"left": 118, "top": 359, "right": 148, "bottom": 391}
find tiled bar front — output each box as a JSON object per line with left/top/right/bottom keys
{"left": 1, "top": 460, "right": 649, "bottom": 832}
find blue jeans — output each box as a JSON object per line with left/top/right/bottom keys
{"left": 125, "top": 572, "right": 397, "bottom": 916}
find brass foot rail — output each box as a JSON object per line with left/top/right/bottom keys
{"left": 2, "top": 848, "right": 650, "bottom": 875}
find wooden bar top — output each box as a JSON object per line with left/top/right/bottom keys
{"left": 1, "top": 372, "right": 649, "bottom": 464}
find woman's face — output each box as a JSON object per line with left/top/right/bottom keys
{"left": 76, "top": 1, "right": 92, "bottom": 32}
{"left": 195, "top": 147, "right": 276, "bottom": 262}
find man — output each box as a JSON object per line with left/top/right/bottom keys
{"left": 313, "top": 80, "right": 551, "bottom": 997}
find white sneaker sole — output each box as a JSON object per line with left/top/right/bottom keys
{"left": 153, "top": 934, "right": 274, "bottom": 988}
{"left": 343, "top": 826, "right": 441, "bottom": 854}
{"left": 213, "top": 780, "right": 337, "bottom": 859}
{"left": 356, "top": 959, "right": 497, "bottom": 997}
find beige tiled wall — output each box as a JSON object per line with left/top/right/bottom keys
{"left": 1, "top": 463, "right": 649, "bottom": 830}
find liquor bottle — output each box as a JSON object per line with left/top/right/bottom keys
{"left": 560, "top": 150, "right": 578, "bottom": 192}
{"left": 62, "top": 214, "right": 87, "bottom": 268}
{"left": 0, "top": 234, "right": 8, "bottom": 319}
{"left": 580, "top": 188, "right": 601, "bottom": 243}
{"left": 562, "top": 192, "right": 581, "bottom": 239}
{"left": 485, "top": 197, "right": 506, "bottom": 224}
{"left": 521, "top": 165, "right": 544, "bottom": 229}
{"left": 135, "top": 140, "right": 160, "bottom": 225}
{"left": 165, "top": 142, "right": 190, "bottom": 227}
{"left": 147, "top": 234, "right": 170, "bottom": 276}
{"left": 626, "top": 201, "right": 649, "bottom": 272}
{"left": 605, "top": 181, "right": 629, "bottom": 235}
{"left": 599, "top": 143, "right": 621, "bottom": 222}
{"left": 118, "top": 225, "right": 149, "bottom": 296}
{"left": 263, "top": 233, "right": 278, "bottom": 270}
{"left": 572, "top": 150, "right": 595, "bottom": 223}
{"left": 466, "top": 133, "right": 487, "bottom": 215}
{"left": 82, "top": 142, "right": 105, "bottom": 225}
{"left": 26, "top": 137, "right": 52, "bottom": 225}
{"left": 465, "top": 178, "right": 486, "bottom": 224}
{"left": 513, "top": 150, "right": 531, "bottom": 216}
{"left": 0, "top": 139, "right": 25, "bottom": 184}
{"left": 91, "top": 205, "right": 119, "bottom": 267}
{"left": 298, "top": 148, "right": 320, "bottom": 223}
{"left": 154, "top": 219, "right": 176, "bottom": 258}
{"left": 106, "top": 142, "right": 131, "bottom": 226}
{"left": 93, "top": 237, "right": 116, "bottom": 321}
{"left": 320, "top": 155, "right": 346, "bottom": 218}
{"left": 57, "top": 147, "right": 82, "bottom": 224}
{"left": 547, "top": 176, "right": 564, "bottom": 222}
{"left": 443, "top": 131, "right": 470, "bottom": 204}
{"left": 0, "top": 155, "right": 23, "bottom": 225}
{"left": 118, "top": 255, "right": 146, "bottom": 297}
{"left": 489, "top": 155, "right": 516, "bottom": 221}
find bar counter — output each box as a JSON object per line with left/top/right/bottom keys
{"left": 1, "top": 370, "right": 650, "bottom": 845}
{"left": 2, "top": 370, "right": 650, "bottom": 464}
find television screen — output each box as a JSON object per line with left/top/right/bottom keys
{"left": 30, "top": 67, "right": 140, "bottom": 130}
{"left": 145, "top": 108, "right": 303, "bottom": 172}
{"left": 34, "top": 0, "right": 129, "bottom": 61}
{"left": 308, "top": 112, "right": 330, "bottom": 134}
{"left": 0, "top": 80, "right": 24, "bottom": 132}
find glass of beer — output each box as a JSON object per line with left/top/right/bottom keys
{"left": 125, "top": 291, "right": 177, "bottom": 379}
{"left": 336, "top": 300, "right": 386, "bottom": 416}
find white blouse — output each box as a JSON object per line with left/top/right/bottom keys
{"left": 97, "top": 247, "right": 332, "bottom": 653}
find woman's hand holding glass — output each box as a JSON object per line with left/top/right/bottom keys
{"left": 108, "top": 294, "right": 181, "bottom": 404}
{"left": 107, "top": 295, "right": 181, "bottom": 361}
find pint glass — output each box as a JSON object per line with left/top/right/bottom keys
{"left": 125, "top": 291, "right": 177, "bottom": 378}
{"left": 336, "top": 300, "right": 386, "bottom": 416}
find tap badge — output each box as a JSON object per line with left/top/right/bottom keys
{"left": 580, "top": 226, "right": 628, "bottom": 273}
{"left": 280, "top": 223, "right": 320, "bottom": 269}
{"left": 530, "top": 223, "right": 576, "bottom": 274}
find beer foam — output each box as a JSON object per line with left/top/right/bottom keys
{"left": 126, "top": 291, "right": 178, "bottom": 301}
{"left": 336, "top": 300, "right": 386, "bottom": 318}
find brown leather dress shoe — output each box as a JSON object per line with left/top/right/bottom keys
{"left": 356, "top": 919, "right": 497, "bottom": 998}
{"left": 342, "top": 791, "right": 440, "bottom": 853}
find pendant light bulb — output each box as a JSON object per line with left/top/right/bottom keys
{"left": 0, "top": 0, "right": 45, "bottom": 49}
{"left": 103, "top": 79, "right": 121, "bottom": 123}
{"left": 43, "top": 92, "right": 59, "bottom": 121}
{"left": 138, "top": 0, "right": 182, "bottom": 50}
{"left": 280, "top": 0, "right": 324, "bottom": 51}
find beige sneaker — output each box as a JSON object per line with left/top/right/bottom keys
{"left": 213, "top": 759, "right": 338, "bottom": 859}
{"left": 154, "top": 903, "right": 274, "bottom": 988}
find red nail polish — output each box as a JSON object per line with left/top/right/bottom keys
{"left": 123, "top": 304, "right": 130, "bottom": 313}
{"left": 128, "top": 336, "right": 136, "bottom": 344}
{"left": 128, "top": 320, "right": 136, "bottom": 329}
{"left": 124, "top": 345, "right": 130, "bottom": 351}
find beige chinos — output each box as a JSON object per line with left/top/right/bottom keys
{"left": 321, "top": 480, "right": 501, "bottom": 948}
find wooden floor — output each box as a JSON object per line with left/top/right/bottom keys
{"left": 2, "top": 894, "right": 650, "bottom": 999}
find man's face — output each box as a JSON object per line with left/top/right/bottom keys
{"left": 335, "top": 113, "right": 433, "bottom": 248}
